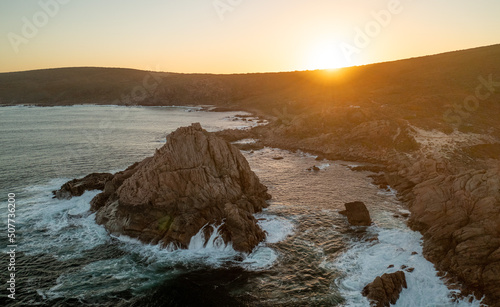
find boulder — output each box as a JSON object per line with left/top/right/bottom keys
{"left": 339, "top": 201, "right": 372, "bottom": 226}
{"left": 89, "top": 123, "right": 271, "bottom": 253}
{"left": 52, "top": 173, "right": 114, "bottom": 199}
{"left": 362, "top": 271, "right": 407, "bottom": 307}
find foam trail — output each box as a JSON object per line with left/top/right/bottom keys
{"left": 241, "top": 213, "right": 295, "bottom": 270}
{"left": 332, "top": 227, "right": 484, "bottom": 307}
{"left": 255, "top": 213, "right": 295, "bottom": 244}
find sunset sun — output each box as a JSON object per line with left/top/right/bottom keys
{"left": 306, "top": 41, "right": 351, "bottom": 70}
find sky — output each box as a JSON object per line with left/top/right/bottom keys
{"left": 0, "top": 0, "right": 499, "bottom": 74}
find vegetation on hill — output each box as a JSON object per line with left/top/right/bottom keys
{"left": 1, "top": 45, "right": 499, "bottom": 138}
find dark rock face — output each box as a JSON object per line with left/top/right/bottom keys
{"left": 362, "top": 271, "right": 407, "bottom": 307}
{"left": 85, "top": 123, "right": 270, "bottom": 253}
{"left": 339, "top": 201, "right": 372, "bottom": 226}
{"left": 53, "top": 173, "right": 114, "bottom": 199}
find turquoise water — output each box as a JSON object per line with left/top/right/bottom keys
{"left": 0, "top": 106, "right": 483, "bottom": 306}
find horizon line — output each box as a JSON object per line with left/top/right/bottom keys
{"left": 1, "top": 43, "right": 499, "bottom": 75}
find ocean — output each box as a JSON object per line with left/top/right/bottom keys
{"left": 0, "top": 105, "right": 483, "bottom": 306}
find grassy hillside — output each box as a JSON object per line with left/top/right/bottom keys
{"left": 1, "top": 44, "right": 499, "bottom": 136}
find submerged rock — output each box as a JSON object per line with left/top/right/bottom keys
{"left": 59, "top": 123, "right": 271, "bottom": 253}
{"left": 306, "top": 165, "right": 320, "bottom": 171}
{"left": 339, "top": 201, "right": 372, "bottom": 226}
{"left": 362, "top": 271, "right": 407, "bottom": 307}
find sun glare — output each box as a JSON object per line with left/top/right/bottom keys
{"left": 306, "top": 41, "right": 351, "bottom": 71}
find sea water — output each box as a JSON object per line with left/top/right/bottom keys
{"left": 0, "top": 106, "right": 483, "bottom": 306}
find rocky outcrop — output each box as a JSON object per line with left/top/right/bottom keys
{"left": 339, "top": 201, "right": 372, "bottom": 226}
{"left": 394, "top": 159, "right": 500, "bottom": 304}
{"left": 53, "top": 173, "right": 114, "bottom": 199}
{"left": 247, "top": 115, "right": 499, "bottom": 303}
{"left": 362, "top": 271, "right": 407, "bottom": 307}
{"left": 59, "top": 123, "right": 271, "bottom": 253}
{"left": 97, "top": 123, "right": 271, "bottom": 253}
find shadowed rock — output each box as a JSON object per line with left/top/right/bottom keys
{"left": 339, "top": 201, "right": 372, "bottom": 226}
{"left": 52, "top": 173, "right": 114, "bottom": 199}
{"left": 82, "top": 123, "right": 271, "bottom": 253}
{"left": 362, "top": 271, "right": 407, "bottom": 307}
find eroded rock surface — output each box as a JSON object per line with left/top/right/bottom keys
{"left": 362, "top": 271, "right": 407, "bottom": 307}
{"left": 394, "top": 159, "right": 500, "bottom": 303}
{"left": 53, "top": 173, "right": 114, "bottom": 199}
{"left": 57, "top": 123, "right": 271, "bottom": 253}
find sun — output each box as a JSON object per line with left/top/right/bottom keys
{"left": 306, "top": 41, "right": 351, "bottom": 70}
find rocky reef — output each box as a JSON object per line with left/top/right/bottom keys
{"left": 54, "top": 123, "right": 271, "bottom": 253}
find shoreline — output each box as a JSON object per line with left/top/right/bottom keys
{"left": 214, "top": 110, "right": 499, "bottom": 306}
{"left": 4, "top": 103, "right": 499, "bottom": 305}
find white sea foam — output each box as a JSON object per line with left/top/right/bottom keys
{"left": 332, "top": 226, "right": 484, "bottom": 307}
{"left": 18, "top": 178, "right": 293, "bottom": 272}
{"left": 376, "top": 185, "right": 398, "bottom": 197}
{"left": 188, "top": 224, "right": 235, "bottom": 252}
{"left": 256, "top": 213, "right": 295, "bottom": 244}
{"left": 317, "top": 163, "right": 331, "bottom": 170}
{"left": 112, "top": 213, "right": 295, "bottom": 271}
{"left": 297, "top": 150, "right": 318, "bottom": 159}
{"left": 16, "top": 185, "right": 110, "bottom": 260}
{"left": 42, "top": 208, "right": 293, "bottom": 299}
{"left": 241, "top": 246, "right": 279, "bottom": 270}
{"left": 239, "top": 214, "right": 295, "bottom": 271}
{"left": 231, "top": 138, "right": 258, "bottom": 144}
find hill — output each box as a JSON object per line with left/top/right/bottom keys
{"left": 1, "top": 44, "right": 500, "bottom": 136}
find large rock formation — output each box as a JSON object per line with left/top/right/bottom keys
{"left": 362, "top": 271, "right": 407, "bottom": 307}
{"left": 55, "top": 123, "right": 271, "bottom": 253}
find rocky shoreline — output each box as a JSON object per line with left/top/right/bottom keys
{"left": 51, "top": 110, "right": 499, "bottom": 305}
{"left": 217, "top": 116, "right": 500, "bottom": 306}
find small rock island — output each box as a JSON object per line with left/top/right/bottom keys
{"left": 54, "top": 123, "right": 271, "bottom": 253}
